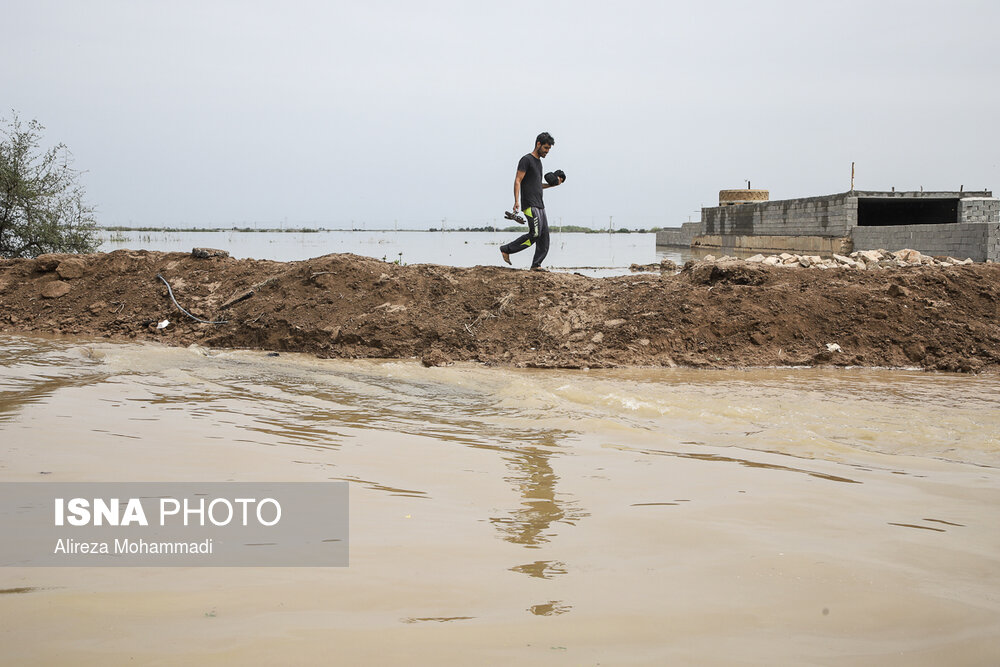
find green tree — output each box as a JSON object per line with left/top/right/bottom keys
{"left": 0, "top": 112, "right": 99, "bottom": 258}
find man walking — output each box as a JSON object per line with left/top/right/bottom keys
{"left": 501, "top": 131, "right": 564, "bottom": 271}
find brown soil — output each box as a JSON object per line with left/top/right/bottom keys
{"left": 2, "top": 250, "right": 999, "bottom": 372}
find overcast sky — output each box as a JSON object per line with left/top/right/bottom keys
{"left": 4, "top": 1, "right": 998, "bottom": 229}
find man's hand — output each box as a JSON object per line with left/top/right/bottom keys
{"left": 543, "top": 170, "right": 566, "bottom": 188}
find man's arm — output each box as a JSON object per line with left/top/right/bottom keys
{"left": 513, "top": 170, "right": 525, "bottom": 211}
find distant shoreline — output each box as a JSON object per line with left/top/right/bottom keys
{"left": 98, "top": 226, "right": 666, "bottom": 234}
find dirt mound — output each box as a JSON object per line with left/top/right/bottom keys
{"left": 1, "top": 250, "right": 999, "bottom": 372}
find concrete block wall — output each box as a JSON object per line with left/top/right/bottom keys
{"left": 852, "top": 222, "right": 992, "bottom": 262}
{"left": 690, "top": 191, "right": 995, "bottom": 257}
{"left": 958, "top": 197, "right": 1000, "bottom": 224}
{"left": 655, "top": 222, "right": 700, "bottom": 247}
{"left": 702, "top": 194, "right": 857, "bottom": 238}
{"left": 693, "top": 234, "right": 852, "bottom": 255}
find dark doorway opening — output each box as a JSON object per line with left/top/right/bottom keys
{"left": 857, "top": 198, "right": 959, "bottom": 226}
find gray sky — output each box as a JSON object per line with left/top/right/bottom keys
{"left": 4, "top": 0, "right": 998, "bottom": 229}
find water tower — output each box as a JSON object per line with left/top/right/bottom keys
{"left": 719, "top": 186, "right": 769, "bottom": 206}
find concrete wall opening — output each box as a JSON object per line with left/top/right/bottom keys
{"left": 857, "top": 198, "right": 959, "bottom": 226}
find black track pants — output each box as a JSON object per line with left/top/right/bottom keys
{"left": 500, "top": 206, "right": 549, "bottom": 268}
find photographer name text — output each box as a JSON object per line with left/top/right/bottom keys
{"left": 54, "top": 538, "right": 214, "bottom": 555}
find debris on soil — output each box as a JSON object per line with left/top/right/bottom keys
{"left": 1, "top": 249, "right": 999, "bottom": 373}
{"left": 192, "top": 248, "right": 230, "bottom": 259}
{"left": 742, "top": 248, "right": 976, "bottom": 270}
{"left": 630, "top": 258, "right": 678, "bottom": 273}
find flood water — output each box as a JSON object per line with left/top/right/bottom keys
{"left": 1, "top": 334, "right": 999, "bottom": 665}
{"left": 98, "top": 230, "right": 693, "bottom": 276}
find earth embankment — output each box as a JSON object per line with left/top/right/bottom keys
{"left": 1, "top": 250, "right": 999, "bottom": 372}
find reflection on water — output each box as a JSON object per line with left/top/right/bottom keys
{"left": 613, "top": 445, "right": 863, "bottom": 484}
{"left": 509, "top": 560, "right": 568, "bottom": 579}
{"left": 3, "top": 333, "right": 999, "bottom": 468}
{"left": 923, "top": 518, "right": 965, "bottom": 527}
{"left": 0, "top": 337, "right": 112, "bottom": 421}
{"left": 489, "top": 441, "right": 589, "bottom": 548}
{"left": 329, "top": 475, "right": 428, "bottom": 499}
{"left": 888, "top": 522, "right": 947, "bottom": 533}
{"left": 528, "top": 601, "right": 572, "bottom": 616}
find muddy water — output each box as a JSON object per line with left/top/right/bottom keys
{"left": 1, "top": 334, "right": 999, "bottom": 665}
{"left": 99, "top": 229, "right": 681, "bottom": 277}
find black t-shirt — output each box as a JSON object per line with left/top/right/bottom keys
{"left": 517, "top": 153, "right": 544, "bottom": 210}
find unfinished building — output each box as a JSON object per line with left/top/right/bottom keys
{"left": 658, "top": 189, "right": 999, "bottom": 261}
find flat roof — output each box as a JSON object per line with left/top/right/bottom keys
{"left": 703, "top": 190, "right": 993, "bottom": 210}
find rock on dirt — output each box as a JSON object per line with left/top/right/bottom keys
{"left": 56, "top": 259, "right": 87, "bottom": 279}
{"left": 41, "top": 281, "right": 71, "bottom": 299}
